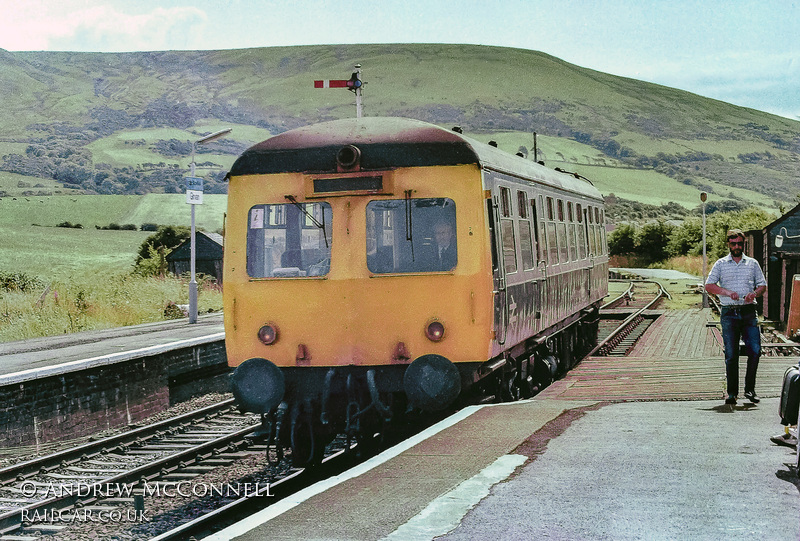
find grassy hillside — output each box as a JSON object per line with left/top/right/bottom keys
{"left": 1, "top": 43, "right": 799, "bottom": 210}
{"left": 0, "top": 194, "right": 225, "bottom": 280}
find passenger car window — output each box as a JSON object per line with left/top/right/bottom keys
{"left": 246, "top": 202, "right": 332, "bottom": 278}
{"left": 366, "top": 198, "right": 457, "bottom": 273}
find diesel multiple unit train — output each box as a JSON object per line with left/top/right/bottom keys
{"left": 223, "top": 117, "right": 609, "bottom": 464}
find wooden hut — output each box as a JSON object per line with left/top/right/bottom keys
{"left": 756, "top": 204, "right": 800, "bottom": 328}
{"left": 166, "top": 232, "right": 224, "bottom": 283}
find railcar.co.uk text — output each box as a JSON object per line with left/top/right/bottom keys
{"left": 20, "top": 480, "right": 272, "bottom": 523}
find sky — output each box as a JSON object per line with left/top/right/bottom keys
{"left": 1, "top": 0, "right": 798, "bottom": 120}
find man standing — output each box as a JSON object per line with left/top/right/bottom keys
{"left": 705, "top": 229, "right": 767, "bottom": 405}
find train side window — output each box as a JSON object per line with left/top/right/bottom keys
{"left": 501, "top": 218, "right": 518, "bottom": 274}
{"left": 519, "top": 220, "right": 534, "bottom": 270}
{"left": 500, "top": 187, "right": 512, "bottom": 218}
{"left": 366, "top": 197, "right": 457, "bottom": 274}
{"left": 246, "top": 202, "right": 332, "bottom": 278}
{"left": 578, "top": 207, "right": 587, "bottom": 259}
{"left": 567, "top": 201, "right": 577, "bottom": 261}
{"left": 517, "top": 191, "right": 534, "bottom": 270}
{"left": 538, "top": 196, "right": 548, "bottom": 266}
{"left": 517, "top": 191, "right": 528, "bottom": 219}
{"left": 547, "top": 220, "right": 558, "bottom": 264}
{"left": 599, "top": 209, "right": 607, "bottom": 254}
{"left": 557, "top": 199, "right": 568, "bottom": 262}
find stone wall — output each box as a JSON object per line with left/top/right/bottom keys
{"left": 0, "top": 339, "right": 228, "bottom": 449}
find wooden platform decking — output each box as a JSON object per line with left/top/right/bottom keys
{"left": 540, "top": 308, "right": 794, "bottom": 402}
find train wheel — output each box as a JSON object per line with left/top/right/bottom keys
{"left": 290, "top": 402, "right": 324, "bottom": 467}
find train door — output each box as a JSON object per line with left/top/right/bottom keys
{"left": 525, "top": 193, "right": 543, "bottom": 327}
{"left": 488, "top": 190, "right": 508, "bottom": 345}
{"left": 583, "top": 205, "right": 593, "bottom": 297}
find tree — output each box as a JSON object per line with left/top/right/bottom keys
{"left": 705, "top": 208, "right": 775, "bottom": 260}
{"left": 634, "top": 220, "right": 675, "bottom": 261}
{"left": 666, "top": 218, "right": 703, "bottom": 257}
{"left": 134, "top": 225, "right": 190, "bottom": 268}
{"left": 608, "top": 223, "right": 637, "bottom": 255}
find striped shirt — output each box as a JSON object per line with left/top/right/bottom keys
{"left": 706, "top": 253, "right": 766, "bottom": 306}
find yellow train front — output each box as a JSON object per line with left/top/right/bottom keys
{"left": 223, "top": 117, "right": 608, "bottom": 464}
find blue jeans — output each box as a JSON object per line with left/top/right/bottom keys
{"left": 720, "top": 306, "right": 761, "bottom": 396}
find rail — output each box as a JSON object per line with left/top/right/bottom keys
{"left": 591, "top": 280, "right": 669, "bottom": 357}
{"left": 0, "top": 400, "right": 262, "bottom": 538}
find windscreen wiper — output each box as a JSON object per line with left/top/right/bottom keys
{"left": 285, "top": 195, "right": 329, "bottom": 248}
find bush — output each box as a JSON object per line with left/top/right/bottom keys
{"left": 0, "top": 272, "right": 44, "bottom": 292}
{"left": 608, "top": 223, "right": 636, "bottom": 255}
{"left": 57, "top": 221, "right": 83, "bottom": 229}
{"left": 635, "top": 220, "right": 675, "bottom": 262}
{"left": 133, "top": 244, "right": 169, "bottom": 277}
{"left": 134, "top": 225, "right": 190, "bottom": 265}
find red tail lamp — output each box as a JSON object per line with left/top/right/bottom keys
{"left": 258, "top": 324, "right": 278, "bottom": 345}
{"left": 425, "top": 320, "right": 445, "bottom": 342}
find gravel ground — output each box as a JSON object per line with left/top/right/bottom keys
{"left": 3, "top": 392, "right": 291, "bottom": 540}
{"left": 43, "top": 451, "right": 291, "bottom": 540}
{"left": 0, "top": 393, "right": 233, "bottom": 468}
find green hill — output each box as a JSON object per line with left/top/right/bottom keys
{"left": 1, "top": 43, "right": 798, "bottom": 213}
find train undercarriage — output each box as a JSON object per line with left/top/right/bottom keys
{"left": 235, "top": 307, "right": 601, "bottom": 467}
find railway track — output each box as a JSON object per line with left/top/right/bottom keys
{"left": 0, "top": 399, "right": 266, "bottom": 540}
{"left": 594, "top": 280, "right": 670, "bottom": 357}
{"left": 0, "top": 396, "right": 427, "bottom": 540}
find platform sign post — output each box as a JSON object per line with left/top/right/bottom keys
{"left": 701, "top": 192, "right": 708, "bottom": 308}
{"left": 187, "top": 128, "right": 231, "bottom": 324}
{"left": 186, "top": 173, "right": 203, "bottom": 324}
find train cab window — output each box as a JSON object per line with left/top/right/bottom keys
{"left": 366, "top": 198, "right": 457, "bottom": 273}
{"left": 246, "top": 202, "right": 332, "bottom": 278}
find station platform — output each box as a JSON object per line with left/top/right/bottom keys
{"left": 209, "top": 308, "right": 800, "bottom": 541}
{"left": 0, "top": 312, "right": 224, "bottom": 380}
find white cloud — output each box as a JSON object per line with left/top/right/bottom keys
{"left": 0, "top": 1, "right": 208, "bottom": 52}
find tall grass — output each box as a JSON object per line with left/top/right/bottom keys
{"left": 651, "top": 255, "right": 704, "bottom": 278}
{"left": 0, "top": 272, "right": 222, "bottom": 342}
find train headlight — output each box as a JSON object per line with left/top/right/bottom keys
{"left": 425, "top": 320, "right": 445, "bottom": 342}
{"left": 258, "top": 324, "right": 279, "bottom": 345}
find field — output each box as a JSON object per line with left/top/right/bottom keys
{"left": 0, "top": 195, "right": 226, "bottom": 342}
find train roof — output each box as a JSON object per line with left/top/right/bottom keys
{"left": 230, "top": 117, "right": 602, "bottom": 200}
